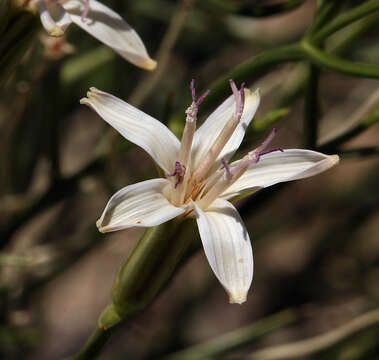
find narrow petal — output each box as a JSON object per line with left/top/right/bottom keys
{"left": 62, "top": 0, "right": 156, "bottom": 70}
{"left": 193, "top": 199, "right": 253, "bottom": 304}
{"left": 191, "top": 88, "right": 260, "bottom": 171}
{"left": 36, "top": 0, "right": 72, "bottom": 37}
{"left": 80, "top": 88, "right": 180, "bottom": 174}
{"left": 222, "top": 149, "right": 339, "bottom": 199}
{"left": 97, "top": 178, "right": 184, "bottom": 232}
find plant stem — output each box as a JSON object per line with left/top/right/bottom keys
{"left": 248, "top": 308, "right": 379, "bottom": 360}
{"left": 303, "top": 64, "right": 319, "bottom": 148}
{"left": 165, "top": 309, "right": 299, "bottom": 360}
{"left": 69, "top": 325, "right": 117, "bottom": 360}
{"left": 305, "top": 0, "right": 343, "bottom": 39}
{"left": 128, "top": 0, "right": 193, "bottom": 107}
{"left": 201, "top": 43, "right": 304, "bottom": 113}
{"left": 301, "top": 40, "right": 379, "bottom": 79}
{"left": 69, "top": 219, "right": 197, "bottom": 359}
{"left": 339, "top": 146, "right": 379, "bottom": 159}
{"left": 313, "top": 0, "right": 379, "bottom": 45}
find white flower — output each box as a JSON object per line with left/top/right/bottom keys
{"left": 28, "top": 0, "right": 156, "bottom": 70}
{"left": 80, "top": 80, "right": 339, "bottom": 304}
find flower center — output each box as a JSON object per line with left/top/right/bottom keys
{"left": 167, "top": 80, "right": 283, "bottom": 211}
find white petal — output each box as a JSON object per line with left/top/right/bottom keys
{"left": 80, "top": 88, "right": 180, "bottom": 174}
{"left": 97, "top": 178, "right": 184, "bottom": 232}
{"left": 222, "top": 149, "right": 339, "bottom": 199}
{"left": 36, "top": 0, "right": 72, "bottom": 37}
{"left": 63, "top": 0, "right": 156, "bottom": 70}
{"left": 193, "top": 199, "right": 253, "bottom": 304}
{"left": 191, "top": 88, "right": 260, "bottom": 171}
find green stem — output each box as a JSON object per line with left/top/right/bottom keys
{"left": 0, "top": 0, "right": 11, "bottom": 35}
{"left": 319, "top": 108, "right": 379, "bottom": 150}
{"left": 201, "top": 43, "right": 304, "bottom": 113}
{"left": 328, "top": 12, "right": 379, "bottom": 56}
{"left": 70, "top": 219, "right": 197, "bottom": 359}
{"left": 0, "top": 11, "right": 40, "bottom": 88}
{"left": 301, "top": 40, "right": 379, "bottom": 79}
{"left": 69, "top": 324, "right": 117, "bottom": 360}
{"left": 112, "top": 219, "right": 195, "bottom": 317}
{"left": 313, "top": 0, "right": 379, "bottom": 44}
{"left": 248, "top": 308, "right": 379, "bottom": 360}
{"left": 338, "top": 146, "right": 379, "bottom": 159}
{"left": 305, "top": 0, "right": 343, "bottom": 39}
{"left": 303, "top": 64, "right": 320, "bottom": 148}
{"left": 165, "top": 309, "right": 299, "bottom": 360}
{"left": 201, "top": 0, "right": 306, "bottom": 16}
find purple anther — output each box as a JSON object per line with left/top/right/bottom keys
{"left": 239, "top": 82, "right": 245, "bottom": 117}
{"left": 229, "top": 79, "right": 245, "bottom": 120}
{"left": 190, "top": 79, "right": 211, "bottom": 106}
{"left": 81, "top": 0, "right": 90, "bottom": 22}
{"left": 221, "top": 158, "right": 233, "bottom": 179}
{"left": 168, "top": 161, "right": 186, "bottom": 188}
{"left": 190, "top": 79, "right": 196, "bottom": 102}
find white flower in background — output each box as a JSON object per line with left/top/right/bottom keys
{"left": 80, "top": 80, "right": 339, "bottom": 304}
{"left": 23, "top": 0, "right": 156, "bottom": 70}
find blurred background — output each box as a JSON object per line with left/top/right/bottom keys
{"left": 1, "top": 0, "right": 379, "bottom": 359}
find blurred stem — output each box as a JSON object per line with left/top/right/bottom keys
{"left": 313, "top": 0, "right": 379, "bottom": 45}
{"left": 303, "top": 65, "right": 319, "bottom": 149}
{"left": 0, "top": 11, "right": 39, "bottom": 88}
{"left": 70, "top": 323, "right": 117, "bottom": 360}
{"left": 0, "top": 253, "right": 37, "bottom": 266}
{"left": 339, "top": 146, "right": 379, "bottom": 159}
{"left": 0, "top": 0, "right": 11, "bottom": 35}
{"left": 165, "top": 309, "right": 298, "bottom": 360}
{"left": 305, "top": 0, "right": 342, "bottom": 38}
{"left": 112, "top": 219, "right": 195, "bottom": 317}
{"left": 128, "top": 0, "right": 193, "bottom": 107}
{"left": 201, "top": 43, "right": 304, "bottom": 113}
{"left": 301, "top": 40, "right": 379, "bottom": 79}
{"left": 277, "top": 13, "right": 379, "bottom": 110}
{"left": 319, "top": 108, "right": 379, "bottom": 150}
{"left": 70, "top": 219, "right": 197, "bottom": 359}
{"left": 233, "top": 0, "right": 306, "bottom": 17}
{"left": 329, "top": 12, "right": 379, "bottom": 56}
{"left": 0, "top": 157, "right": 105, "bottom": 249}
{"left": 248, "top": 308, "right": 379, "bottom": 360}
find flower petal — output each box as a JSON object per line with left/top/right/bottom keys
{"left": 191, "top": 88, "right": 260, "bottom": 171}
{"left": 193, "top": 199, "right": 253, "bottom": 304}
{"left": 97, "top": 178, "right": 184, "bottom": 232}
{"left": 62, "top": 0, "right": 156, "bottom": 70}
{"left": 36, "top": 0, "right": 72, "bottom": 37}
{"left": 80, "top": 88, "right": 180, "bottom": 174}
{"left": 222, "top": 149, "right": 339, "bottom": 199}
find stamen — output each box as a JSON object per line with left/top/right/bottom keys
{"left": 221, "top": 158, "right": 233, "bottom": 179}
{"left": 167, "top": 161, "right": 186, "bottom": 188}
{"left": 190, "top": 79, "right": 211, "bottom": 106}
{"left": 221, "top": 129, "right": 284, "bottom": 186}
{"left": 255, "top": 128, "right": 277, "bottom": 154}
{"left": 81, "top": 0, "right": 90, "bottom": 22}
{"left": 192, "top": 80, "right": 246, "bottom": 184}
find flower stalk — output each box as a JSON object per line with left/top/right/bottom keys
{"left": 112, "top": 218, "right": 195, "bottom": 318}
{"left": 0, "top": 10, "right": 39, "bottom": 88}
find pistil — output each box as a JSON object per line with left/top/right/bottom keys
{"left": 171, "top": 80, "right": 210, "bottom": 205}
